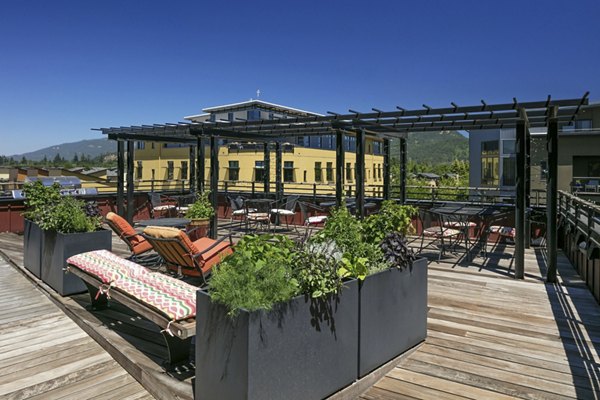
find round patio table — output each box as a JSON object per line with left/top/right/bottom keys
{"left": 136, "top": 218, "right": 191, "bottom": 229}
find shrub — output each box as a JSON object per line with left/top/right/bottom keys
{"left": 380, "top": 232, "right": 416, "bottom": 270}
{"left": 22, "top": 181, "right": 62, "bottom": 223}
{"left": 362, "top": 201, "right": 416, "bottom": 243}
{"left": 293, "top": 240, "right": 344, "bottom": 299}
{"left": 209, "top": 234, "right": 298, "bottom": 316}
{"left": 185, "top": 191, "right": 215, "bottom": 220}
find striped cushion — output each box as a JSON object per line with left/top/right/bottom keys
{"left": 423, "top": 227, "right": 461, "bottom": 238}
{"left": 443, "top": 221, "right": 477, "bottom": 228}
{"left": 67, "top": 250, "right": 150, "bottom": 283}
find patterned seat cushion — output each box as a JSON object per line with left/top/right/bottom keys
{"left": 490, "top": 226, "right": 516, "bottom": 238}
{"left": 67, "top": 250, "right": 150, "bottom": 283}
{"left": 423, "top": 227, "right": 461, "bottom": 238}
{"left": 106, "top": 212, "right": 152, "bottom": 255}
{"left": 271, "top": 209, "right": 295, "bottom": 216}
{"left": 307, "top": 215, "right": 327, "bottom": 225}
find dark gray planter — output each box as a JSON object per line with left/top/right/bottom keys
{"left": 196, "top": 280, "right": 359, "bottom": 400}
{"left": 358, "top": 257, "right": 428, "bottom": 377}
{"left": 23, "top": 219, "right": 43, "bottom": 278}
{"left": 41, "top": 229, "right": 112, "bottom": 296}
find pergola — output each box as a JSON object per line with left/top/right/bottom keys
{"left": 97, "top": 93, "right": 589, "bottom": 283}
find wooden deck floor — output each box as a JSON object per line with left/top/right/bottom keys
{"left": 1, "top": 225, "right": 599, "bottom": 400}
{"left": 0, "top": 251, "right": 153, "bottom": 398}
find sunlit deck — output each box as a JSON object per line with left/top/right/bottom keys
{"left": 1, "top": 221, "right": 599, "bottom": 399}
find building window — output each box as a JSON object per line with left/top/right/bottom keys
{"left": 228, "top": 112, "right": 234, "bottom": 121}
{"left": 284, "top": 161, "right": 294, "bottom": 182}
{"left": 136, "top": 161, "right": 143, "bottom": 180}
{"left": 378, "top": 164, "right": 382, "bottom": 180}
{"left": 167, "top": 161, "right": 174, "bottom": 180}
{"left": 136, "top": 141, "right": 145, "bottom": 150}
{"left": 344, "top": 136, "right": 356, "bottom": 152}
{"left": 304, "top": 170, "right": 307, "bottom": 182}
{"left": 164, "top": 143, "right": 186, "bottom": 148}
{"left": 181, "top": 161, "right": 188, "bottom": 180}
{"left": 209, "top": 114, "right": 216, "bottom": 122}
{"left": 314, "top": 162, "right": 322, "bottom": 182}
{"left": 151, "top": 169, "right": 155, "bottom": 181}
{"left": 563, "top": 119, "right": 593, "bottom": 132}
{"left": 254, "top": 160, "right": 265, "bottom": 182}
{"left": 151, "top": 143, "right": 155, "bottom": 149}
{"left": 481, "top": 140, "right": 499, "bottom": 186}
{"left": 573, "top": 156, "right": 600, "bottom": 177}
{"left": 228, "top": 161, "right": 239, "bottom": 181}
{"left": 346, "top": 162, "right": 353, "bottom": 182}
{"left": 247, "top": 109, "right": 261, "bottom": 120}
{"left": 297, "top": 136, "right": 305, "bottom": 146}
{"left": 501, "top": 157, "right": 516, "bottom": 186}
{"left": 373, "top": 141, "right": 382, "bottom": 155}
{"left": 326, "top": 162, "right": 333, "bottom": 181}
{"left": 373, "top": 164, "right": 376, "bottom": 181}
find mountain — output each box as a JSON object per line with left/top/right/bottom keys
{"left": 9, "top": 138, "right": 117, "bottom": 161}
{"left": 391, "top": 130, "right": 469, "bottom": 164}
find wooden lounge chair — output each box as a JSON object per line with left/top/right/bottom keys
{"left": 105, "top": 212, "right": 158, "bottom": 264}
{"left": 142, "top": 226, "right": 233, "bottom": 283}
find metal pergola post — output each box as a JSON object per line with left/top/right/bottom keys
{"left": 515, "top": 118, "right": 527, "bottom": 279}
{"left": 546, "top": 109, "right": 559, "bottom": 282}
{"left": 209, "top": 135, "right": 219, "bottom": 239}
{"left": 525, "top": 127, "right": 531, "bottom": 248}
{"left": 197, "top": 135, "right": 205, "bottom": 193}
{"left": 356, "top": 129, "right": 365, "bottom": 218}
{"left": 189, "top": 145, "right": 196, "bottom": 193}
{"left": 383, "top": 138, "right": 390, "bottom": 200}
{"left": 126, "top": 140, "right": 135, "bottom": 223}
{"left": 275, "top": 141, "right": 283, "bottom": 203}
{"left": 335, "top": 130, "right": 345, "bottom": 207}
{"left": 116, "top": 140, "right": 125, "bottom": 216}
{"left": 400, "top": 137, "right": 407, "bottom": 204}
{"left": 263, "top": 143, "right": 270, "bottom": 195}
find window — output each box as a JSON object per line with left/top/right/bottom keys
{"left": 254, "top": 160, "right": 265, "bottom": 182}
{"left": 209, "top": 114, "right": 216, "bottom": 122}
{"left": 563, "top": 119, "right": 593, "bottom": 132}
{"left": 228, "top": 112, "right": 234, "bottom": 121}
{"left": 344, "top": 136, "right": 356, "bottom": 152}
{"left": 297, "top": 136, "right": 305, "bottom": 146}
{"left": 136, "top": 161, "right": 143, "bottom": 180}
{"left": 346, "top": 162, "right": 353, "bottom": 182}
{"left": 502, "top": 139, "right": 516, "bottom": 155}
{"left": 373, "top": 164, "right": 376, "bottom": 181}
{"left": 181, "top": 161, "right": 188, "bottom": 180}
{"left": 322, "top": 135, "right": 334, "bottom": 150}
{"left": 136, "top": 141, "right": 145, "bottom": 150}
{"left": 501, "top": 157, "right": 516, "bottom": 186}
{"left": 314, "top": 162, "right": 322, "bottom": 182}
{"left": 284, "top": 161, "right": 294, "bottom": 182}
{"left": 151, "top": 169, "right": 155, "bottom": 181}
{"left": 228, "top": 161, "right": 239, "bottom": 181}
{"left": 303, "top": 170, "right": 307, "bottom": 182}
{"left": 247, "top": 109, "right": 261, "bottom": 120}
{"left": 326, "top": 162, "right": 333, "bottom": 181}
{"left": 373, "top": 141, "right": 382, "bottom": 155}
{"left": 378, "top": 164, "right": 382, "bottom": 180}
{"left": 481, "top": 140, "right": 499, "bottom": 186}
{"left": 309, "top": 136, "right": 322, "bottom": 149}
{"left": 573, "top": 156, "right": 600, "bottom": 177}
{"left": 151, "top": 142, "right": 155, "bottom": 149}
{"left": 164, "top": 143, "right": 186, "bottom": 148}
{"left": 540, "top": 160, "right": 548, "bottom": 180}
{"left": 167, "top": 161, "right": 174, "bottom": 180}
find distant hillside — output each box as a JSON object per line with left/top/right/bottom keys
{"left": 9, "top": 139, "right": 116, "bottom": 161}
{"left": 392, "top": 130, "right": 468, "bottom": 164}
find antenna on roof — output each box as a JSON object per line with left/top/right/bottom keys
{"left": 256, "top": 89, "right": 261, "bottom": 99}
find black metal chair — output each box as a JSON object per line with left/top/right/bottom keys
{"left": 415, "top": 208, "right": 461, "bottom": 261}
{"left": 270, "top": 195, "right": 299, "bottom": 231}
{"left": 245, "top": 198, "right": 273, "bottom": 233}
{"left": 298, "top": 201, "right": 327, "bottom": 241}
{"left": 149, "top": 192, "right": 177, "bottom": 218}
{"left": 227, "top": 195, "right": 252, "bottom": 231}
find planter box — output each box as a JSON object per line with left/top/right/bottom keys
{"left": 358, "top": 257, "right": 428, "bottom": 377}
{"left": 196, "top": 280, "right": 359, "bottom": 400}
{"left": 41, "top": 229, "right": 112, "bottom": 296}
{"left": 23, "top": 219, "right": 43, "bottom": 278}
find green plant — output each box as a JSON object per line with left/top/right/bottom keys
{"left": 22, "top": 181, "right": 62, "bottom": 223}
{"left": 293, "top": 240, "right": 343, "bottom": 299}
{"left": 380, "top": 232, "right": 416, "bottom": 270}
{"left": 185, "top": 191, "right": 215, "bottom": 220}
{"left": 209, "top": 234, "right": 298, "bottom": 316}
{"left": 362, "top": 201, "right": 416, "bottom": 243}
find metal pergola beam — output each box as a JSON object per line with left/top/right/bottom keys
{"left": 209, "top": 135, "right": 219, "bottom": 239}
{"left": 383, "top": 138, "right": 390, "bottom": 200}
{"left": 336, "top": 130, "right": 345, "bottom": 207}
{"left": 546, "top": 108, "right": 559, "bottom": 283}
{"left": 515, "top": 117, "right": 528, "bottom": 280}
{"left": 356, "top": 129, "right": 365, "bottom": 218}
{"left": 263, "top": 143, "right": 270, "bottom": 195}
{"left": 126, "top": 140, "right": 135, "bottom": 223}
{"left": 116, "top": 140, "right": 125, "bottom": 216}
{"left": 197, "top": 136, "right": 205, "bottom": 193}
{"left": 189, "top": 145, "right": 196, "bottom": 193}
{"left": 400, "top": 137, "right": 407, "bottom": 204}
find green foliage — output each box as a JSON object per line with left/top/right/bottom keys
{"left": 380, "top": 232, "right": 416, "bottom": 270}
{"left": 362, "top": 201, "right": 416, "bottom": 243}
{"left": 292, "top": 240, "right": 344, "bottom": 299}
{"left": 338, "top": 254, "right": 369, "bottom": 281}
{"left": 185, "top": 191, "right": 215, "bottom": 219}
{"left": 21, "top": 181, "right": 101, "bottom": 233}
{"left": 209, "top": 234, "right": 298, "bottom": 317}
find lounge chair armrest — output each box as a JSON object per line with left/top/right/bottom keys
{"left": 192, "top": 234, "right": 234, "bottom": 259}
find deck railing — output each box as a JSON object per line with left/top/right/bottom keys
{"left": 558, "top": 190, "right": 600, "bottom": 303}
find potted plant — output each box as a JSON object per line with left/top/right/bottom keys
{"left": 21, "top": 181, "right": 112, "bottom": 295}
{"left": 196, "top": 234, "right": 358, "bottom": 400}
{"left": 185, "top": 191, "right": 214, "bottom": 240}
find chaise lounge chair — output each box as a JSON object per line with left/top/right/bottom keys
{"left": 105, "top": 212, "right": 159, "bottom": 265}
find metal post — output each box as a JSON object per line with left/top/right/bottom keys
{"left": 209, "top": 135, "right": 219, "bottom": 239}
{"left": 383, "top": 138, "right": 390, "bottom": 200}
{"left": 189, "top": 145, "right": 196, "bottom": 193}
{"left": 275, "top": 141, "right": 282, "bottom": 203}
{"left": 116, "top": 140, "right": 125, "bottom": 216}
{"left": 400, "top": 137, "right": 407, "bottom": 204}
{"left": 356, "top": 129, "right": 365, "bottom": 218}
{"left": 263, "top": 142, "right": 270, "bottom": 196}
{"left": 197, "top": 135, "right": 205, "bottom": 193}
{"left": 515, "top": 119, "right": 526, "bottom": 279}
{"left": 126, "top": 140, "right": 135, "bottom": 223}
{"left": 336, "top": 130, "right": 345, "bottom": 207}
{"left": 546, "top": 111, "right": 559, "bottom": 282}
{"left": 525, "top": 126, "right": 532, "bottom": 248}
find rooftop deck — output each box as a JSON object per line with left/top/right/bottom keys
{"left": 0, "top": 223, "right": 599, "bottom": 399}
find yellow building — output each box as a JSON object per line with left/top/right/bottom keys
{"left": 133, "top": 100, "right": 385, "bottom": 196}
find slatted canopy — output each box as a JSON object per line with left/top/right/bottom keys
{"left": 97, "top": 93, "right": 590, "bottom": 283}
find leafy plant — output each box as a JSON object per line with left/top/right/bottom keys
{"left": 209, "top": 234, "right": 298, "bottom": 316}
{"left": 362, "top": 201, "right": 416, "bottom": 243}
{"left": 185, "top": 191, "right": 215, "bottom": 220}
{"left": 293, "top": 240, "right": 343, "bottom": 299}
{"left": 380, "top": 232, "right": 416, "bottom": 270}
{"left": 22, "top": 181, "right": 62, "bottom": 223}
{"left": 338, "top": 254, "right": 369, "bottom": 281}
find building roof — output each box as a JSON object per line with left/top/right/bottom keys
{"left": 184, "top": 99, "right": 322, "bottom": 121}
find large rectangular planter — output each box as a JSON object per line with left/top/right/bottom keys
{"left": 23, "top": 219, "right": 43, "bottom": 278}
{"left": 41, "top": 229, "right": 112, "bottom": 296}
{"left": 196, "top": 280, "right": 359, "bottom": 400}
{"left": 358, "top": 257, "right": 428, "bottom": 377}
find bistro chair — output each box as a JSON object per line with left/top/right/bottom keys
{"left": 245, "top": 198, "right": 273, "bottom": 233}
{"left": 416, "top": 208, "right": 461, "bottom": 261}
{"left": 484, "top": 211, "right": 515, "bottom": 257}
{"left": 226, "top": 195, "right": 253, "bottom": 231}
{"left": 270, "top": 195, "right": 299, "bottom": 231}
{"left": 298, "top": 201, "right": 328, "bottom": 241}
{"left": 149, "top": 192, "right": 177, "bottom": 218}
{"left": 442, "top": 212, "right": 477, "bottom": 255}
{"left": 175, "top": 193, "right": 196, "bottom": 217}
{"left": 142, "top": 226, "right": 233, "bottom": 284}
{"left": 105, "top": 212, "right": 161, "bottom": 266}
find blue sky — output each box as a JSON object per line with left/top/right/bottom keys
{"left": 1, "top": 0, "right": 598, "bottom": 155}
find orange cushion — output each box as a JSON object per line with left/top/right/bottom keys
{"left": 106, "top": 212, "right": 149, "bottom": 254}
